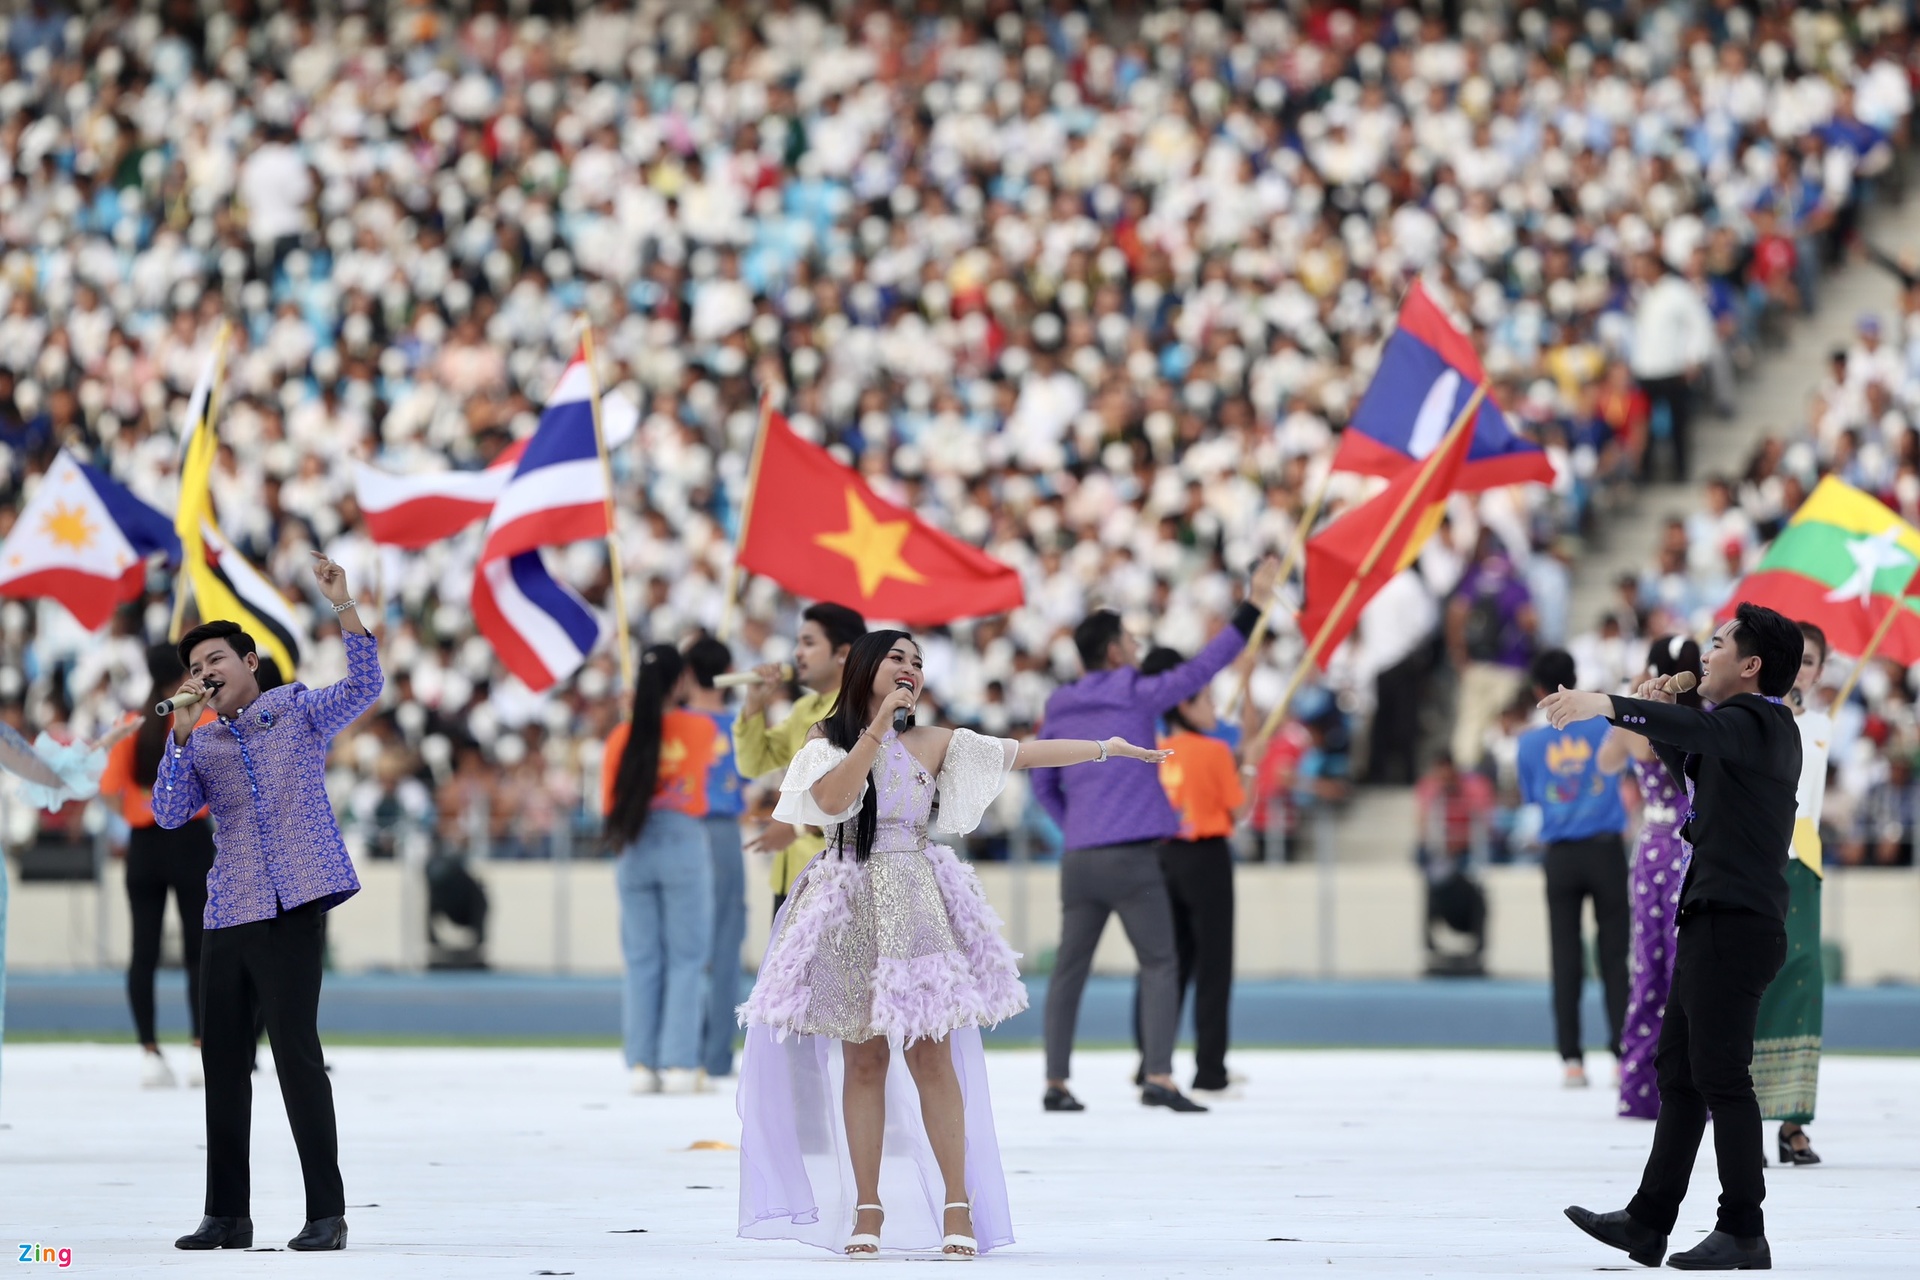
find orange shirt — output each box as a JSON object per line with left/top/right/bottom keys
{"left": 1158, "top": 730, "right": 1246, "bottom": 841}
{"left": 98, "top": 716, "right": 215, "bottom": 827}
{"left": 602, "top": 711, "right": 720, "bottom": 820}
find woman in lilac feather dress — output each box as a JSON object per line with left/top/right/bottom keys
{"left": 1597, "top": 636, "right": 1700, "bottom": 1120}
{"left": 736, "top": 631, "right": 1167, "bottom": 1259}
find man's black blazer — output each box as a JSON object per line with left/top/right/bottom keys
{"left": 1607, "top": 692, "right": 1799, "bottom": 923}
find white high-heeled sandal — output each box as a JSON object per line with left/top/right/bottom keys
{"left": 845, "top": 1204, "right": 883, "bottom": 1259}
{"left": 940, "top": 1201, "right": 977, "bottom": 1260}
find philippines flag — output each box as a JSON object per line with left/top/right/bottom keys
{"left": 470, "top": 551, "right": 607, "bottom": 692}
{"left": 0, "top": 450, "right": 180, "bottom": 628}
{"left": 355, "top": 389, "right": 638, "bottom": 549}
{"left": 1332, "top": 281, "right": 1555, "bottom": 491}
{"left": 480, "top": 352, "right": 610, "bottom": 563}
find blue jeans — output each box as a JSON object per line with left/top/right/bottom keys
{"left": 616, "top": 811, "right": 713, "bottom": 1071}
{"left": 702, "top": 814, "right": 747, "bottom": 1078}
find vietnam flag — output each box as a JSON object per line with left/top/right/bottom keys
{"left": 1300, "top": 386, "right": 1481, "bottom": 666}
{"left": 736, "top": 409, "right": 1025, "bottom": 623}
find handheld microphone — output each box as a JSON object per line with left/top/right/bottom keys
{"left": 1669, "top": 671, "right": 1698, "bottom": 694}
{"left": 892, "top": 679, "right": 914, "bottom": 734}
{"left": 711, "top": 664, "right": 795, "bottom": 689}
{"left": 155, "top": 681, "right": 218, "bottom": 717}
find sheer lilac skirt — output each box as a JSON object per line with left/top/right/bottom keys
{"left": 736, "top": 848, "right": 1024, "bottom": 1255}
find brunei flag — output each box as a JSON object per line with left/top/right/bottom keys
{"left": 1723, "top": 477, "right": 1920, "bottom": 664}
{"left": 1300, "top": 389, "right": 1480, "bottom": 665}
{"left": 735, "top": 407, "right": 1023, "bottom": 624}
{"left": 174, "top": 333, "right": 305, "bottom": 676}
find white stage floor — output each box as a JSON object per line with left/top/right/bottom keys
{"left": 2, "top": 1045, "right": 1915, "bottom": 1276}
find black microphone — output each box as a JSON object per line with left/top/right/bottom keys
{"left": 892, "top": 679, "right": 914, "bottom": 734}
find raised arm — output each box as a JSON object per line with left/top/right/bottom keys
{"left": 1011, "top": 736, "right": 1168, "bottom": 769}
{"left": 1132, "top": 556, "right": 1281, "bottom": 711}
{"left": 298, "top": 552, "right": 383, "bottom": 738}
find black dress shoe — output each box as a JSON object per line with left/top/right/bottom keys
{"left": 174, "top": 1216, "right": 253, "bottom": 1250}
{"left": 1564, "top": 1206, "right": 1666, "bottom": 1268}
{"left": 1042, "top": 1086, "right": 1085, "bottom": 1112}
{"left": 287, "top": 1217, "right": 348, "bottom": 1252}
{"left": 1140, "top": 1083, "right": 1208, "bottom": 1112}
{"left": 1667, "top": 1231, "right": 1770, "bottom": 1270}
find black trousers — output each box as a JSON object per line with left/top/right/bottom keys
{"left": 1628, "top": 908, "right": 1788, "bottom": 1239}
{"left": 125, "top": 820, "right": 216, "bottom": 1045}
{"left": 1129, "top": 838, "right": 1237, "bottom": 1090}
{"left": 1368, "top": 640, "right": 1432, "bottom": 786}
{"left": 1637, "top": 374, "right": 1695, "bottom": 481}
{"left": 1544, "top": 834, "right": 1631, "bottom": 1061}
{"left": 200, "top": 901, "right": 344, "bottom": 1221}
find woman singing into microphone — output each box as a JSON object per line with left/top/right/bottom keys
{"left": 736, "top": 631, "right": 1169, "bottom": 1260}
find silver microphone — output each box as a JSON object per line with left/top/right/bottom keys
{"left": 711, "top": 664, "right": 795, "bottom": 689}
{"left": 156, "top": 680, "right": 219, "bottom": 717}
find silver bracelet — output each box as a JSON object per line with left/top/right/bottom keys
{"left": 332, "top": 598, "right": 356, "bottom": 614}
{"left": 1094, "top": 739, "right": 1108, "bottom": 763}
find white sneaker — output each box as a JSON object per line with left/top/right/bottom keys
{"left": 629, "top": 1065, "right": 661, "bottom": 1095}
{"left": 141, "top": 1049, "right": 176, "bottom": 1089}
{"left": 1562, "top": 1059, "right": 1590, "bottom": 1089}
{"left": 186, "top": 1052, "right": 204, "bottom": 1088}
{"left": 658, "top": 1068, "right": 710, "bottom": 1095}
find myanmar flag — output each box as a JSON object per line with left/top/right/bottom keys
{"left": 1726, "top": 477, "right": 1920, "bottom": 663}
{"left": 735, "top": 408, "right": 1024, "bottom": 624}
{"left": 1300, "top": 387, "right": 1480, "bottom": 666}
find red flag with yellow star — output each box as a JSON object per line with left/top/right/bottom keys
{"left": 735, "top": 409, "right": 1024, "bottom": 623}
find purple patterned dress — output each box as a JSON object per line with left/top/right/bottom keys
{"left": 1618, "top": 755, "right": 1690, "bottom": 1119}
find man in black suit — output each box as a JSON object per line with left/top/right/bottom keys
{"left": 1540, "top": 602, "right": 1802, "bottom": 1271}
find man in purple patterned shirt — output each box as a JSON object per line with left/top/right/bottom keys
{"left": 157, "top": 553, "right": 380, "bottom": 1255}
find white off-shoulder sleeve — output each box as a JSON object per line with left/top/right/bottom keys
{"left": 772, "top": 737, "right": 863, "bottom": 828}
{"left": 934, "top": 728, "right": 1020, "bottom": 835}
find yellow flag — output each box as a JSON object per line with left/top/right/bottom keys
{"left": 171, "top": 328, "right": 305, "bottom": 677}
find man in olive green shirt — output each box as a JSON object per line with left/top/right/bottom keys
{"left": 734, "top": 603, "right": 866, "bottom": 909}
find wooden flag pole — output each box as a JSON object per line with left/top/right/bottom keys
{"left": 1831, "top": 593, "right": 1907, "bottom": 710}
{"left": 718, "top": 395, "right": 773, "bottom": 643}
{"left": 1246, "top": 382, "right": 1490, "bottom": 759}
{"left": 581, "top": 324, "right": 635, "bottom": 699}
{"left": 1224, "top": 464, "right": 1334, "bottom": 719}
{"left": 169, "top": 322, "right": 231, "bottom": 643}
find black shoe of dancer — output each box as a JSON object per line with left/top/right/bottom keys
{"left": 1776, "top": 1123, "right": 1820, "bottom": 1165}
{"left": 1042, "top": 1085, "right": 1085, "bottom": 1112}
{"left": 287, "top": 1217, "right": 348, "bottom": 1251}
{"left": 1140, "top": 1082, "right": 1208, "bottom": 1112}
{"left": 1564, "top": 1206, "right": 1666, "bottom": 1267}
{"left": 175, "top": 1216, "right": 253, "bottom": 1250}
{"left": 1666, "top": 1231, "right": 1770, "bottom": 1270}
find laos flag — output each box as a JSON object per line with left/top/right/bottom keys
{"left": 1332, "top": 281, "right": 1555, "bottom": 491}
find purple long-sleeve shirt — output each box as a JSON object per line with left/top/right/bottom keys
{"left": 1032, "top": 607, "right": 1256, "bottom": 851}
{"left": 154, "top": 630, "right": 383, "bottom": 929}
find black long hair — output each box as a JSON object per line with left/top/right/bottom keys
{"left": 1141, "top": 647, "right": 1198, "bottom": 732}
{"left": 605, "top": 644, "right": 686, "bottom": 850}
{"left": 1646, "top": 635, "right": 1704, "bottom": 710}
{"left": 133, "top": 644, "right": 186, "bottom": 788}
{"left": 816, "top": 629, "right": 917, "bottom": 863}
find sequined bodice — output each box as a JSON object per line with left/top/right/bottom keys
{"left": 846, "top": 732, "right": 935, "bottom": 854}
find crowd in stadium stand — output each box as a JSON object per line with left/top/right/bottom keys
{"left": 1, "top": 2, "right": 1917, "bottom": 869}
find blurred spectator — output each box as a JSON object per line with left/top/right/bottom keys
{"left": 1447, "top": 530, "right": 1538, "bottom": 770}
{"left": 1414, "top": 751, "right": 1495, "bottom": 870}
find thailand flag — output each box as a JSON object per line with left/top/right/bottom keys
{"left": 0, "top": 450, "right": 179, "bottom": 628}
{"left": 480, "top": 352, "right": 610, "bottom": 563}
{"left": 1332, "top": 281, "right": 1555, "bottom": 491}
{"left": 470, "top": 551, "right": 608, "bottom": 692}
{"left": 355, "top": 389, "right": 637, "bottom": 549}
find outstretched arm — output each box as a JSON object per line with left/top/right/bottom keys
{"left": 1012, "top": 737, "right": 1169, "bottom": 769}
